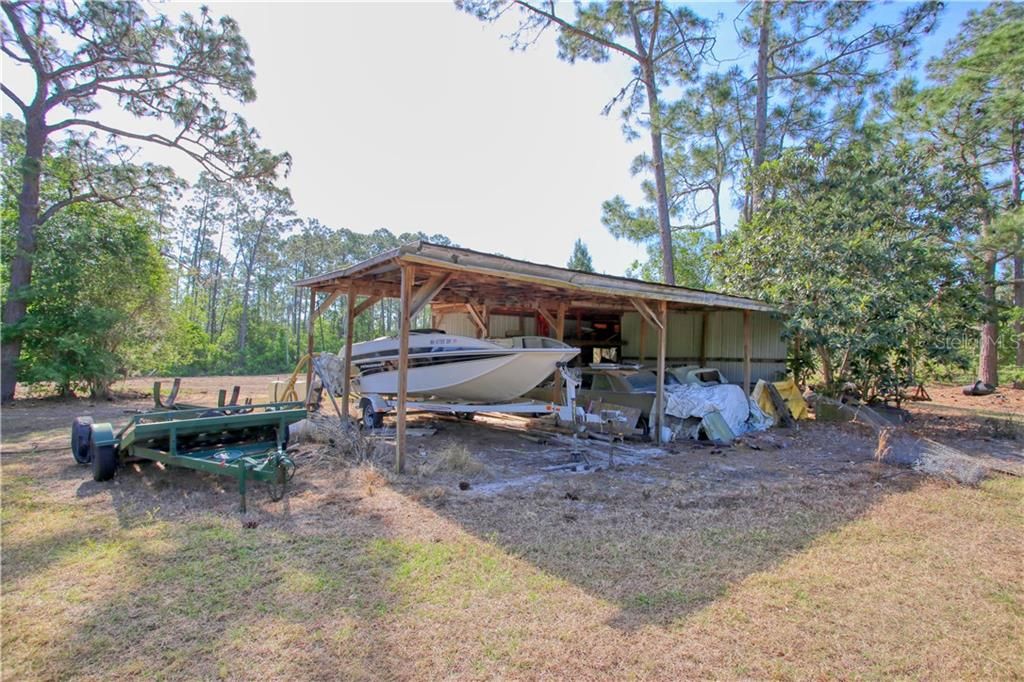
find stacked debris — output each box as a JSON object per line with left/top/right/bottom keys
{"left": 663, "top": 383, "right": 773, "bottom": 443}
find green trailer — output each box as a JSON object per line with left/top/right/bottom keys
{"left": 71, "top": 381, "right": 307, "bottom": 512}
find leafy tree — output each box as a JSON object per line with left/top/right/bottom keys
{"left": 0, "top": 0, "right": 289, "bottom": 400}
{"left": 715, "top": 133, "right": 976, "bottom": 397}
{"left": 458, "top": 0, "right": 713, "bottom": 284}
{"left": 911, "top": 2, "right": 1024, "bottom": 384}
{"left": 11, "top": 201, "right": 168, "bottom": 397}
{"left": 627, "top": 230, "right": 713, "bottom": 290}
{"left": 737, "top": 1, "right": 940, "bottom": 215}
{"left": 602, "top": 70, "right": 742, "bottom": 256}
{"left": 567, "top": 238, "right": 594, "bottom": 272}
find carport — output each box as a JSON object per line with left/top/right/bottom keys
{"left": 295, "top": 241, "right": 780, "bottom": 471}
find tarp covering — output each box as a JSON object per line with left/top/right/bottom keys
{"left": 663, "top": 384, "right": 772, "bottom": 440}
{"left": 665, "top": 384, "right": 749, "bottom": 431}
{"left": 753, "top": 377, "right": 809, "bottom": 421}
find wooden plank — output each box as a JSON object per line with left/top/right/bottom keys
{"left": 552, "top": 303, "right": 566, "bottom": 402}
{"left": 465, "top": 303, "right": 487, "bottom": 337}
{"left": 396, "top": 264, "right": 414, "bottom": 474}
{"left": 313, "top": 289, "right": 342, "bottom": 320}
{"left": 638, "top": 317, "right": 647, "bottom": 364}
{"left": 409, "top": 272, "right": 452, "bottom": 319}
{"left": 743, "top": 309, "right": 752, "bottom": 395}
{"left": 700, "top": 311, "right": 709, "bottom": 367}
{"left": 631, "top": 298, "right": 663, "bottom": 331}
{"left": 341, "top": 285, "right": 355, "bottom": 421}
{"left": 535, "top": 307, "right": 557, "bottom": 331}
{"left": 353, "top": 294, "right": 382, "bottom": 318}
{"left": 655, "top": 300, "right": 668, "bottom": 443}
{"left": 305, "top": 288, "right": 315, "bottom": 402}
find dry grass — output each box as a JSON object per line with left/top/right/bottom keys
{"left": 2, "top": 391, "right": 1022, "bottom": 680}
{"left": 418, "top": 440, "right": 487, "bottom": 476}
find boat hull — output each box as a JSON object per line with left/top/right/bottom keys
{"left": 353, "top": 348, "right": 577, "bottom": 402}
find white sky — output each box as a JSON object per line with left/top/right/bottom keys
{"left": 197, "top": 1, "right": 652, "bottom": 275}
{"left": 2, "top": 1, "right": 983, "bottom": 276}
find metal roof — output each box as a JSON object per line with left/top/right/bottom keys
{"left": 295, "top": 241, "right": 776, "bottom": 314}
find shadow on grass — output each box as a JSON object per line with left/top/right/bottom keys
{"left": 414, "top": 425, "right": 925, "bottom": 631}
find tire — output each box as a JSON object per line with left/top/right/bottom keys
{"left": 90, "top": 433, "right": 118, "bottom": 482}
{"left": 636, "top": 416, "right": 651, "bottom": 440}
{"left": 71, "top": 416, "right": 94, "bottom": 465}
{"left": 362, "top": 403, "right": 384, "bottom": 429}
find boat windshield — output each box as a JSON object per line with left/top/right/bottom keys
{"left": 624, "top": 371, "right": 658, "bottom": 391}
{"left": 491, "top": 336, "right": 571, "bottom": 349}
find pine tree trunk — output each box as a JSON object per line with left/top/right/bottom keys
{"left": 751, "top": 0, "right": 770, "bottom": 217}
{"left": 1, "top": 117, "right": 46, "bottom": 402}
{"left": 979, "top": 250, "right": 999, "bottom": 386}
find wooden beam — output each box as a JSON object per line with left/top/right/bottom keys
{"left": 638, "top": 317, "right": 647, "bottom": 364}
{"left": 353, "top": 294, "right": 382, "bottom": 318}
{"left": 396, "top": 264, "right": 414, "bottom": 474}
{"left": 700, "top": 311, "right": 710, "bottom": 367}
{"left": 341, "top": 285, "right": 355, "bottom": 421}
{"left": 535, "top": 307, "right": 557, "bottom": 332}
{"left": 631, "top": 298, "right": 663, "bottom": 331}
{"left": 743, "top": 309, "right": 753, "bottom": 395}
{"left": 312, "top": 289, "right": 342, "bottom": 321}
{"left": 655, "top": 300, "right": 668, "bottom": 444}
{"left": 305, "top": 288, "right": 316, "bottom": 404}
{"left": 551, "top": 303, "right": 566, "bottom": 402}
{"left": 465, "top": 303, "right": 487, "bottom": 337}
{"left": 410, "top": 272, "right": 452, "bottom": 319}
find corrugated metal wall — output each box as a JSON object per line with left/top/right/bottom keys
{"left": 435, "top": 312, "right": 536, "bottom": 338}
{"left": 437, "top": 309, "right": 788, "bottom": 385}
{"left": 621, "top": 310, "right": 788, "bottom": 384}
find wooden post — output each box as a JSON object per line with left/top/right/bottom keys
{"left": 638, "top": 317, "right": 647, "bottom": 364}
{"left": 743, "top": 309, "right": 753, "bottom": 395}
{"left": 655, "top": 301, "right": 668, "bottom": 443}
{"left": 395, "top": 265, "right": 414, "bottom": 474}
{"left": 305, "top": 288, "right": 316, "bottom": 401}
{"left": 341, "top": 284, "right": 355, "bottom": 421}
{"left": 552, "top": 303, "right": 566, "bottom": 402}
{"left": 700, "top": 311, "right": 709, "bottom": 367}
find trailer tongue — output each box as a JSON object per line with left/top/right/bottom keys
{"left": 71, "top": 380, "right": 306, "bottom": 512}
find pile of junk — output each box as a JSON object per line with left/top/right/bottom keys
{"left": 662, "top": 367, "right": 809, "bottom": 444}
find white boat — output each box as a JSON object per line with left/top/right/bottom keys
{"left": 344, "top": 331, "right": 579, "bottom": 402}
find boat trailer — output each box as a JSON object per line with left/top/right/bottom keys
{"left": 70, "top": 379, "right": 307, "bottom": 512}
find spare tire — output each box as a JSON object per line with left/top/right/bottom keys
{"left": 71, "top": 416, "right": 94, "bottom": 464}
{"left": 90, "top": 435, "right": 118, "bottom": 482}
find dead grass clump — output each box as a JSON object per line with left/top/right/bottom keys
{"left": 419, "top": 441, "right": 486, "bottom": 476}
{"left": 355, "top": 463, "right": 393, "bottom": 496}
{"left": 293, "top": 414, "right": 388, "bottom": 467}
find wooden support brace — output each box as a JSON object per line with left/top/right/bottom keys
{"left": 465, "top": 303, "right": 488, "bottom": 337}
{"left": 535, "top": 307, "right": 557, "bottom": 332}
{"left": 353, "top": 294, "right": 382, "bottom": 318}
{"left": 655, "top": 301, "right": 668, "bottom": 443}
{"left": 410, "top": 272, "right": 452, "bottom": 319}
{"left": 396, "top": 265, "right": 415, "bottom": 473}
{"left": 313, "top": 289, "right": 342, "bottom": 320}
{"left": 743, "top": 309, "right": 753, "bottom": 396}
{"left": 631, "top": 298, "right": 663, "bottom": 331}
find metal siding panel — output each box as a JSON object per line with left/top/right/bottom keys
{"left": 488, "top": 314, "right": 534, "bottom": 338}
{"left": 436, "top": 312, "right": 476, "bottom": 337}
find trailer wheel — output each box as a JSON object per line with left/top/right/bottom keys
{"left": 362, "top": 403, "right": 384, "bottom": 430}
{"left": 90, "top": 433, "right": 118, "bottom": 482}
{"left": 71, "top": 416, "right": 94, "bottom": 464}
